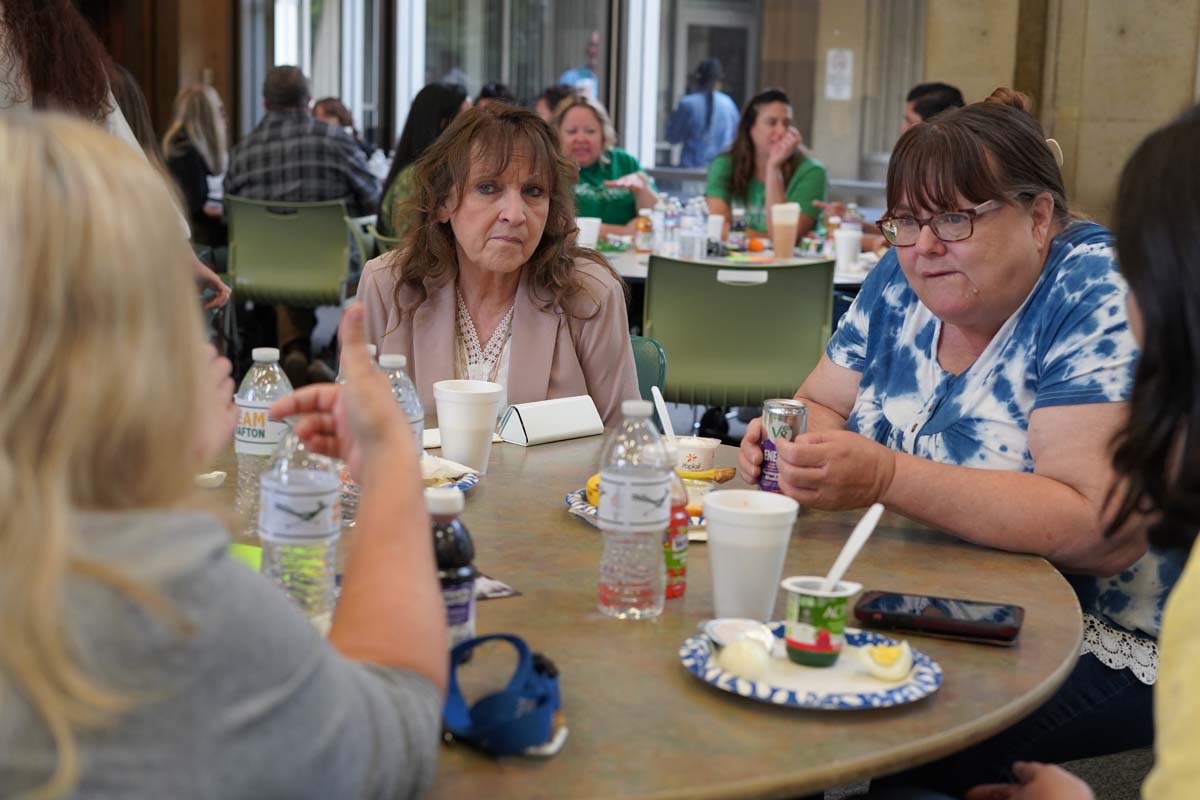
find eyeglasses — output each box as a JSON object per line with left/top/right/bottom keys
{"left": 876, "top": 200, "right": 1003, "bottom": 246}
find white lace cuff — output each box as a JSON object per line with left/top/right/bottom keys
{"left": 1081, "top": 613, "right": 1158, "bottom": 685}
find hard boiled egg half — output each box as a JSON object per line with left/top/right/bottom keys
{"left": 858, "top": 640, "right": 913, "bottom": 682}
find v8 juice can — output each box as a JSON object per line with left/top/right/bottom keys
{"left": 759, "top": 399, "right": 807, "bottom": 493}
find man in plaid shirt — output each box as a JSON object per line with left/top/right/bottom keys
{"left": 225, "top": 66, "right": 379, "bottom": 384}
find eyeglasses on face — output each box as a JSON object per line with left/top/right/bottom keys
{"left": 876, "top": 199, "right": 1003, "bottom": 246}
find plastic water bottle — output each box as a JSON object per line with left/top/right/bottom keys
{"left": 596, "top": 399, "right": 671, "bottom": 619}
{"left": 234, "top": 348, "right": 293, "bottom": 536}
{"left": 663, "top": 198, "right": 681, "bottom": 258}
{"left": 380, "top": 354, "right": 424, "bottom": 460}
{"left": 427, "top": 487, "right": 477, "bottom": 648}
{"left": 651, "top": 197, "right": 667, "bottom": 254}
{"left": 336, "top": 344, "right": 378, "bottom": 528}
{"left": 680, "top": 199, "right": 707, "bottom": 260}
{"left": 258, "top": 430, "right": 341, "bottom": 632}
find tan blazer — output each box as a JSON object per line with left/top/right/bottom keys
{"left": 357, "top": 255, "right": 641, "bottom": 427}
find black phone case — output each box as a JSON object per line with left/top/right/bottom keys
{"left": 853, "top": 592, "right": 1023, "bottom": 646}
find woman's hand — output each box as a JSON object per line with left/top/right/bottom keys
{"left": 774, "top": 430, "right": 896, "bottom": 509}
{"left": 195, "top": 344, "right": 238, "bottom": 466}
{"left": 193, "top": 255, "right": 231, "bottom": 309}
{"left": 966, "top": 762, "right": 1095, "bottom": 800}
{"left": 268, "top": 306, "right": 409, "bottom": 484}
{"left": 738, "top": 417, "right": 767, "bottom": 484}
{"left": 603, "top": 171, "right": 658, "bottom": 208}
{"left": 766, "top": 126, "right": 803, "bottom": 168}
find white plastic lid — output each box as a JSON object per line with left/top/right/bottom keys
{"left": 622, "top": 399, "right": 653, "bottom": 418}
{"left": 252, "top": 347, "right": 280, "bottom": 363}
{"left": 379, "top": 354, "right": 408, "bottom": 369}
{"left": 367, "top": 344, "right": 378, "bottom": 358}
{"left": 424, "top": 486, "right": 464, "bottom": 515}
{"left": 638, "top": 208, "right": 651, "bottom": 217}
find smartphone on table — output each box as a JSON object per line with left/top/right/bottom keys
{"left": 853, "top": 590, "right": 1025, "bottom": 646}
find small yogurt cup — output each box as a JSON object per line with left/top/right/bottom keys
{"left": 779, "top": 576, "right": 862, "bottom": 667}
{"left": 674, "top": 436, "right": 721, "bottom": 472}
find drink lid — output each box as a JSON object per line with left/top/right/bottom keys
{"left": 638, "top": 208, "right": 651, "bottom": 217}
{"left": 252, "top": 347, "right": 280, "bottom": 363}
{"left": 425, "top": 486, "right": 465, "bottom": 515}
{"left": 621, "top": 399, "right": 653, "bottom": 418}
{"left": 379, "top": 353, "right": 408, "bottom": 369}
{"left": 367, "top": 344, "right": 378, "bottom": 358}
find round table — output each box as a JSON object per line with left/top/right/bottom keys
{"left": 212, "top": 435, "right": 1081, "bottom": 799}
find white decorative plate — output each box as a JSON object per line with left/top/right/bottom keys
{"left": 679, "top": 624, "right": 942, "bottom": 710}
{"left": 564, "top": 488, "right": 707, "bottom": 541}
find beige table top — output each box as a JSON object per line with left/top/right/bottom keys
{"left": 210, "top": 435, "right": 1081, "bottom": 799}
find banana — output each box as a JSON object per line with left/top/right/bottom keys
{"left": 677, "top": 467, "right": 737, "bottom": 483}
{"left": 586, "top": 473, "right": 601, "bottom": 508}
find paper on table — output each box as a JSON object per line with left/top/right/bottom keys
{"left": 423, "top": 428, "right": 502, "bottom": 450}
{"left": 422, "top": 453, "right": 477, "bottom": 482}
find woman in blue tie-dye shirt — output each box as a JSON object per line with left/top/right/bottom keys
{"left": 739, "top": 89, "right": 1173, "bottom": 793}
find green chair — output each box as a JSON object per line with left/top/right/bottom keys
{"left": 345, "top": 215, "right": 375, "bottom": 265}
{"left": 368, "top": 222, "right": 403, "bottom": 253}
{"left": 224, "top": 196, "right": 353, "bottom": 360}
{"left": 630, "top": 335, "right": 667, "bottom": 402}
{"left": 642, "top": 255, "right": 834, "bottom": 407}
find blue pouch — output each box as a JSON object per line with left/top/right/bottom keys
{"left": 442, "top": 634, "right": 568, "bottom": 757}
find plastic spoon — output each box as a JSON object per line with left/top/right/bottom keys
{"left": 651, "top": 385, "right": 676, "bottom": 441}
{"left": 820, "top": 503, "right": 885, "bottom": 592}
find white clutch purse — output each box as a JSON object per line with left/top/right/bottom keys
{"left": 498, "top": 395, "right": 604, "bottom": 446}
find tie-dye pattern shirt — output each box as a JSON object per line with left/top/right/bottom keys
{"left": 826, "top": 221, "right": 1178, "bottom": 642}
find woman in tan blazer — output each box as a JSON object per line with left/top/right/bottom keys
{"left": 358, "top": 104, "right": 640, "bottom": 426}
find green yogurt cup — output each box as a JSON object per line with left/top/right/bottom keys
{"left": 780, "top": 576, "right": 862, "bottom": 667}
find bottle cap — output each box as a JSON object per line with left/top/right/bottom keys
{"left": 252, "top": 347, "right": 280, "bottom": 363}
{"left": 367, "top": 344, "right": 378, "bottom": 358}
{"left": 425, "top": 486, "right": 465, "bottom": 515}
{"left": 622, "top": 399, "right": 653, "bottom": 418}
{"left": 379, "top": 354, "right": 408, "bottom": 369}
{"left": 638, "top": 208, "right": 651, "bottom": 217}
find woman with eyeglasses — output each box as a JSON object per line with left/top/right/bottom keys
{"left": 739, "top": 88, "right": 1165, "bottom": 790}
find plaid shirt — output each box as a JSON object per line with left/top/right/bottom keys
{"left": 224, "top": 110, "right": 379, "bottom": 216}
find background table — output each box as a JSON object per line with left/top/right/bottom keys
{"left": 209, "top": 436, "right": 1082, "bottom": 799}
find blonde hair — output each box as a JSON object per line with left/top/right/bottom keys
{"left": 554, "top": 96, "right": 618, "bottom": 158}
{"left": 0, "top": 112, "right": 208, "bottom": 797}
{"left": 161, "top": 84, "right": 228, "bottom": 175}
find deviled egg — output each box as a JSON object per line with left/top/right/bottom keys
{"left": 858, "top": 640, "right": 913, "bottom": 682}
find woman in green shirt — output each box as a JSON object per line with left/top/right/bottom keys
{"left": 556, "top": 96, "right": 658, "bottom": 237}
{"left": 705, "top": 88, "right": 826, "bottom": 242}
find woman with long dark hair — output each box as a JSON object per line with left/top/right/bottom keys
{"left": 376, "top": 82, "right": 470, "bottom": 236}
{"left": 704, "top": 87, "right": 826, "bottom": 242}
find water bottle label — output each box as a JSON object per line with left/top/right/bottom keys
{"left": 442, "top": 581, "right": 477, "bottom": 648}
{"left": 258, "top": 473, "right": 340, "bottom": 542}
{"left": 235, "top": 401, "right": 289, "bottom": 456}
{"left": 597, "top": 472, "right": 671, "bottom": 532}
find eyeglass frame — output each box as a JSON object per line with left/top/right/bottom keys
{"left": 875, "top": 199, "right": 1004, "bottom": 246}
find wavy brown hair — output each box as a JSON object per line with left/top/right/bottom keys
{"left": 885, "top": 87, "right": 1071, "bottom": 228}
{"left": 387, "top": 105, "right": 619, "bottom": 319}
{"left": 728, "top": 88, "right": 801, "bottom": 201}
{"left": 0, "top": 0, "right": 115, "bottom": 120}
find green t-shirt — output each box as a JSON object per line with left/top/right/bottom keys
{"left": 704, "top": 152, "right": 827, "bottom": 232}
{"left": 377, "top": 164, "right": 415, "bottom": 238}
{"left": 573, "top": 148, "right": 649, "bottom": 225}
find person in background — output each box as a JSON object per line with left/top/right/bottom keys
{"left": 558, "top": 29, "right": 600, "bottom": 100}
{"left": 739, "top": 88, "right": 1164, "bottom": 796}
{"left": 0, "top": 0, "right": 229, "bottom": 309}
{"left": 0, "top": 111, "right": 446, "bottom": 799}
{"left": 225, "top": 65, "right": 379, "bottom": 386}
{"left": 163, "top": 84, "right": 229, "bottom": 250}
{"left": 664, "top": 57, "right": 739, "bottom": 168}
{"left": 376, "top": 82, "right": 470, "bottom": 238}
{"left": 902, "top": 81, "right": 965, "bottom": 133}
{"left": 705, "top": 87, "right": 826, "bottom": 241}
{"left": 358, "top": 105, "right": 640, "bottom": 426}
{"left": 555, "top": 95, "right": 658, "bottom": 237}
{"left": 475, "top": 81, "right": 517, "bottom": 111}
{"left": 312, "top": 95, "right": 374, "bottom": 160}
{"left": 963, "top": 103, "right": 1200, "bottom": 800}
{"left": 534, "top": 83, "right": 576, "bottom": 124}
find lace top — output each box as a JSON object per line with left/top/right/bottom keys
{"left": 454, "top": 285, "right": 514, "bottom": 385}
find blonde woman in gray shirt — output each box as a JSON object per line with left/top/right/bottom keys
{"left": 0, "top": 111, "right": 446, "bottom": 798}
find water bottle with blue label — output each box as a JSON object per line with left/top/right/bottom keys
{"left": 380, "top": 353, "right": 424, "bottom": 460}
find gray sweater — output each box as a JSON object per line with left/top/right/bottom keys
{"left": 0, "top": 510, "right": 442, "bottom": 798}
